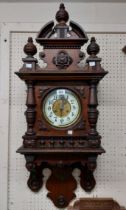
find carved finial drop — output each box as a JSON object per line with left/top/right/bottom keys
{"left": 87, "top": 37, "right": 100, "bottom": 56}
{"left": 55, "top": 3, "right": 69, "bottom": 24}
{"left": 24, "top": 37, "right": 37, "bottom": 57}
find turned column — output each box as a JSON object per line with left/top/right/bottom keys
{"left": 23, "top": 81, "right": 36, "bottom": 147}
{"left": 86, "top": 37, "right": 102, "bottom": 147}
{"left": 25, "top": 81, "right": 36, "bottom": 136}
{"left": 88, "top": 80, "right": 99, "bottom": 137}
{"left": 21, "top": 37, "right": 38, "bottom": 147}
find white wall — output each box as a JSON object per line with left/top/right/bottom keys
{"left": 0, "top": 2, "right": 126, "bottom": 210}
{"left": 0, "top": 2, "right": 125, "bottom": 24}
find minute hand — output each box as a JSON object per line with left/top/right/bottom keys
{"left": 60, "top": 98, "right": 66, "bottom": 116}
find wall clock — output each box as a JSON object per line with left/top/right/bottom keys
{"left": 15, "top": 3, "right": 108, "bottom": 208}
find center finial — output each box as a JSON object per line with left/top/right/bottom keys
{"left": 55, "top": 3, "right": 69, "bottom": 24}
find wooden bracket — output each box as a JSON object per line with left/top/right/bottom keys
{"left": 22, "top": 152, "right": 99, "bottom": 208}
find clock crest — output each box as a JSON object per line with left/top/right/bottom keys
{"left": 15, "top": 4, "right": 108, "bottom": 208}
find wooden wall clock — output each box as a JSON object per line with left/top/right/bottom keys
{"left": 15, "top": 4, "right": 108, "bottom": 208}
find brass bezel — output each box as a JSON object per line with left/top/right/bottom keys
{"left": 42, "top": 88, "right": 82, "bottom": 129}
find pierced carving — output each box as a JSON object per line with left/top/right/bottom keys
{"left": 53, "top": 51, "right": 73, "bottom": 69}
{"left": 24, "top": 158, "right": 98, "bottom": 208}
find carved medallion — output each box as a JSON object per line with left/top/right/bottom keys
{"left": 53, "top": 50, "right": 73, "bottom": 69}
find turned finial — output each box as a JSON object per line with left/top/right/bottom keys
{"left": 55, "top": 3, "right": 69, "bottom": 24}
{"left": 24, "top": 37, "right": 37, "bottom": 57}
{"left": 87, "top": 37, "right": 100, "bottom": 56}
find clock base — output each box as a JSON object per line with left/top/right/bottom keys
{"left": 17, "top": 146, "right": 105, "bottom": 208}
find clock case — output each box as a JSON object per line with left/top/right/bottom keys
{"left": 15, "top": 4, "right": 108, "bottom": 208}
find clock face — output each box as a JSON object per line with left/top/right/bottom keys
{"left": 42, "top": 88, "right": 81, "bottom": 128}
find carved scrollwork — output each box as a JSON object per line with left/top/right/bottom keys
{"left": 38, "top": 87, "right": 50, "bottom": 98}
{"left": 87, "top": 156, "right": 97, "bottom": 171}
{"left": 53, "top": 50, "right": 73, "bottom": 69}
{"left": 74, "top": 119, "right": 86, "bottom": 130}
{"left": 80, "top": 163, "right": 96, "bottom": 192}
{"left": 74, "top": 86, "right": 86, "bottom": 98}
{"left": 24, "top": 155, "right": 99, "bottom": 208}
{"left": 25, "top": 155, "right": 43, "bottom": 192}
{"left": 37, "top": 120, "right": 49, "bottom": 131}
{"left": 79, "top": 156, "right": 97, "bottom": 192}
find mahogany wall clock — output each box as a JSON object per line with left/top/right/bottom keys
{"left": 15, "top": 4, "right": 108, "bottom": 208}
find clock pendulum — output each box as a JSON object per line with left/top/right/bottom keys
{"left": 15, "top": 3, "right": 108, "bottom": 208}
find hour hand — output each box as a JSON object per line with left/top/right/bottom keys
{"left": 60, "top": 100, "right": 63, "bottom": 110}
{"left": 59, "top": 100, "right": 64, "bottom": 116}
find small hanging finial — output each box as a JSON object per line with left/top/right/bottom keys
{"left": 24, "top": 37, "right": 37, "bottom": 57}
{"left": 55, "top": 3, "right": 69, "bottom": 24}
{"left": 87, "top": 37, "right": 100, "bottom": 56}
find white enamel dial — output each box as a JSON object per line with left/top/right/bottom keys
{"left": 42, "top": 88, "right": 81, "bottom": 128}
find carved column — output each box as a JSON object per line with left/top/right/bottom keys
{"left": 86, "top": 37, "right": 102, "bottom": 148}
{"left": 88, "top": 81, "right": 98, "bottom": 136}
{"left": 88, "top": 81, "right": 101, "bottom": 147}
{"left": 23, "top": 81, "right": 36, "bottom": 147}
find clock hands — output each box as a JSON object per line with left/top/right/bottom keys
{"left": 60, "top": 96, "right": 66, "bottom": 117}
{"left": 52, "top": 93, "right": 73, "bottom": 119}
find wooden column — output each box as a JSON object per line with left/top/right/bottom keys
{"left": 88, "top": 80, "right": 101, "bottom": 147}
{"left": 23, "top": 81, "right": 36, "bottom": 147}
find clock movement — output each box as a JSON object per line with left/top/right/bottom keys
{"left": 15, "top": 4, "right": 108, "bottom": 208}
